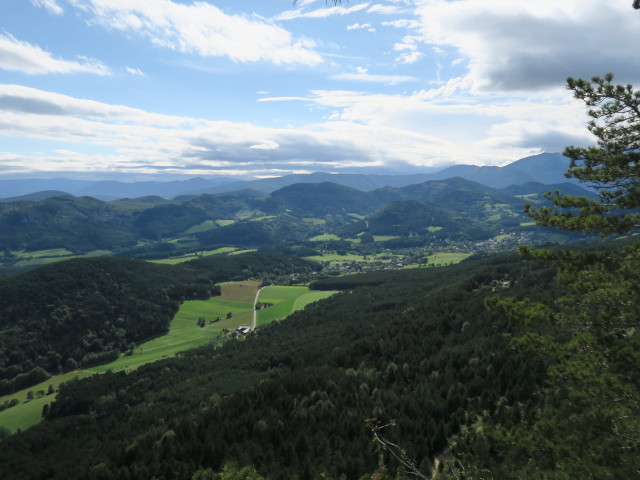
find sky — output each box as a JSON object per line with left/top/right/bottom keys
{"left": 0, "top": 0, "right": 639, "bottom": 180}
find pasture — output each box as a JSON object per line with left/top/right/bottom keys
{"left": 425, "top": 252, "right": 472, "bottom": 266}
{"left": 257, "top": 286, "right": 338, "bottom": 326}
{"left": 90, "top": 280, "right": 261, "bottom": 373}
{"left": 0, "top": 370, "right": 93, "bottom": 434}
{"left": 148, "top": 247, "right": 238, "bottom": 265}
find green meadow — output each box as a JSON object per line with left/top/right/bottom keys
{"left": 148, "top": 247, "right": 238, "bottom": 265}
{"left": 11, "top": 248, "right": 112, "bottom": 267}
{"left": 89, "top": 280, "right": 260, "bottom": 373}
{"left": 426, "top": 252, "right": 472, "bottom": 266}
{"left": 256, "top": 286, "right": 338, "bottom": 326}
{"left": 0, "top": 281, "right": 335, "bottom": 434}
{"left": 309, "top": 233, "right": 341, "bottom": 241}
{"left": 0, "top": 370, "right": 93, "bottom": 434}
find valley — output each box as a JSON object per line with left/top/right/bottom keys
{"left": 0, "top": 152, "right": 636, "bottom": 479}
{"left": 0, "top": 279, "right": 337, "bottom": 434}
{"left": 0, "top": 156, "right": 592, "bottom": 279}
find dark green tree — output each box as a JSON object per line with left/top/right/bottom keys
{"left": 526, "top": 74, "right": 640, "bottom": 235}
{"left": 451, "top": 74, "right": 640, "bottom": 479}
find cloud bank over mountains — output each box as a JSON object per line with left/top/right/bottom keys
{"left": 0, "top": 0, "right": 638, "bottom": 179}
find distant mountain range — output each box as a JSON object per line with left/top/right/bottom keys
{"left": 0, "top": 172, "right": 595, "bottom": 257}
{"left": 0, "top": 153, "right": 578, "bottom": 201}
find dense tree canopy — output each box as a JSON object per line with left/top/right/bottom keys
{"left": 447, "top": 75, "right": 640, "bottom": 479}
{"left": 527, "top": 74, "right": 640, "bottom": 235}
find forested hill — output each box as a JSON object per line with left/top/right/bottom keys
{"left": 0, "top": 253, "right": 315, "bottom": 395}
{"left": 0, "top": 253, "right": 559, "bottom": 479}
{"left": 0, "top": 176, "right": 588, "bottom": 260}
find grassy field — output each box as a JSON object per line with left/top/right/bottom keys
{"left": 229, "top": 249, "right": 257, "bottom": 255}
{"left": 14, "top": 248, "right": 73, "bottom": 258}
{"left": 0, "top": 281, "right": 336, "bottom": 434}
{"left": 309, "top": 234, "right": 341, "bottom": 241}
{"left": 303, "top": 252, "right": 404, "bottom": 266}
{"left": 426, "top": 252, "right": 472, "bottom": 266}
{"left": 148, "top": 247, "right": 238, "bottom": 265}
{"left": 90, "top": 280, "right": 261, "bottom": 373}
{"left": 373, "top": 235, "right": 400, "bottom": 242}
{"left": 257, "top": 286, "right": 338, "bottom": 326}
{"left": 303, "top": 253, "right": 366, "bottom": 264}
{"left": 184, "top": 219, "right": 218, "bottom": 234}
{"left": 303, "top": 217, "right": 326, "bottom": 226}
{"left": 0, "top": 282, "right": 260, "bottom": 433}
{"left": 11, "top": 249, "right": 111, "bottom": 267}
{"left": 0, "top": 371, "right": 93, "bottom": 434}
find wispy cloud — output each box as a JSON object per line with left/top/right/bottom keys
{"left": 367, "top": 4, "right": 402, "bottom": 14}
{"left": 275, "top": 3, "right": 370, "bottom": 21}
{"left": 0, "top": 32, "right": 110, "bottom": 75}
{"left": 330, "top": 67, "right": 418, "bottom": 85}
{"left": 126, "top": 67, "right": 145, "bottom": 76}
{"left": 30, "top": 0, "right": 63, "bottom": 15}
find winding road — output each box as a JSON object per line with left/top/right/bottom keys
{"left": 252, "top": 287, "right": 265, "bottom": 331}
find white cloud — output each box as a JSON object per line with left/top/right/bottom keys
{"left": 367, "top": 4, "right": 402, "bottom": 15}
{"left": 261, "top": 78, "right": 594, "bottom": 165}
{"left": 397, "top": 51, "right": 422, "bottom": 64}
{"left": 393, "top": 35, "right": 423, "bottom": 64}
{"left": 381, "top": 19, "right": 420, "bottom": 28}
{"left": 0, "top": 32, "right": 110, "bottom": 75}
{"left": 330, "top": 69, "right": 418, "bottom": 85}
{"left": 250, "top": 140, "right": 280, "bottom": 150}
{"left": 276, "top": 3, "right": 370, "bottom": 20}
{"left": 63, "top": 0, "right": 322, "bottom": 66}
{"left": 126, "top": 67, "right": 145, "bottom": 76}
{"left": 415, "top": 0, "right": 640, "bottom": 91}
{"left": 31, "top": 0, "right": 63, "bottom": 15}
{"left": 347, "top": 23, "right": 373, "bottom": 31}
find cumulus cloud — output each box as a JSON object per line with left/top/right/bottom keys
{"left": 61, "top": 0, "right": 322, "bottom": 66}
{"left": 415, "top": 0, "right": 640, "bottom": 92}
{"left": 393, "top": 35, "right": 424, "bottom": 64}
{"left": 0, "top": 32, "right": 110, "bottom": 75}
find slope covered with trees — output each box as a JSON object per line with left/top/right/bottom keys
{"left": 0, "top": 253, "right": 559, "bottom": 479}
{"left": 0, "top": 253, "right": 315, "bottom": 395}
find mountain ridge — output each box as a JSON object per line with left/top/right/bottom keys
{"left": 0, "top": 152, "right": 578, "bottom": 200}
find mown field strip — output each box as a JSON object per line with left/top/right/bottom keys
{"left": 256, "top": 286, "right": 338, "bottom": 326}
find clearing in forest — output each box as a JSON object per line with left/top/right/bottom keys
{"left": 256, "top": 286, "right": 337, "bottom": 326}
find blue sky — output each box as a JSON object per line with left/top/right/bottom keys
{"left": 1, "top": 0, "right": 639, "bottom": 180}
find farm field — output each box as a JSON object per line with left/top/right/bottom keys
{"left": 256, "top": 286, "right": 338, "bottom": 326}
